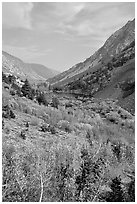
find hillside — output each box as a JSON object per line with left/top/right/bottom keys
{"left": 65, "top": 40, "right": 135, "bottom": 114}
{"left": 2, "top": 51, "right": 59, "bottom": 82}
{"left": 48, "top": 20, "right": 135, "bottom": 114}
{"left": 2, "top": 84, "right": 135, "bottom": 202}
{"left": 2, "top": 18, "right": 135, "bottom": 202}
{"left": 48, "top": 19, "right": 135, "bottom": 86}
{"left": 2, "top": 1, "right": 135, "bottom": 202}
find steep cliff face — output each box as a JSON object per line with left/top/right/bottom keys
{"left": 48, "top": 19, "right": 135, "bottom": 86}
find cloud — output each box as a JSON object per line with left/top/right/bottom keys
{"left": 31, "top": 2, "right": 86, "bottom": 33}
{"left": 23, "top": 2, "right": 134, "bottom": 39}
{"left": 54, "top": 2, "right": 85, "bottom": 22}
{"left": 55, "top": 2, "right": 135, "bottom": 39}
{"left": 2, "top": 2, "right": 33, "bottom": 29}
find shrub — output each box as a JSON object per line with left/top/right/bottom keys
{"left": 53, "top": 86, "right": 62, "bottom": 92}
{"left": 10, "top": 100, "right": 19, "bottom": 110}
{"left": 24, "top": 106, "right": 32, "bottom": 115}
{"left": 105, "top": 112, "right": 119, "bottom": 124}
{"left": 40, "top": 123, "right": 56, "bottom": 134}
{"left": 25, "top": 122, "right": 29, "bottom": 128}
{"left": 2, "top": 119, "right": 5, "bottom": 129}
{"left": 31, "top": 108, "right": 37, "bottom": 116}
{"left": 35, "top": 109, "right": 49, "bottom": 120}
{"left": 20, "top": 130, "right": 26, "bottom": 140}
{"left": 43, "top": 113, "right": 50, "bottom": 122}
{"left": 11, "top": 83, "right": 22, "bottom": 96}
{"left": 2, "top": 96, "right": 135, "bottom": 202}
{"left": 2, "top": 105, "right": 15, "bottom": 119}
{"left": 10, "top": 90, "right": 16, "bottom": 96}
{"left": 8, "top": 75, "right": 16, "bottom": 84}
{"left": 2, "top": 111, "right": 9, "bottom": 119}
{"left": 40, "top": 124, "right": 49, "bottom": 132}
{"left": 127, "top": 179, "right": 135, "bottom": 201}
{"left": 49, "top": 125, "right": 56, "bottom": 134}
{"left": 9, "top": 110, "right": 15, "bottom": 119}
{"left": 2, "top": 72, "right": 9, "bottom": 83}
{"left": 37, "top": 93, "right": 48, "bottom": 106}
{"left": 2, "top": 143, "right": 41, "bottom": 202}
{"left": 45, "top": 108, "right": 63, "bottom": 126}
{"left": 51, "top": 97, "right": 59, "bottom": 109}
{"left": 57, "top": 120, "right": 72, "bottom": 133}
{"left": 4, "top": 84, "right": 10, "bottom": 90}
{"left": 65, "top": 102, "right": 73, "bottom": 108}
{"left": 124, "top": 119, "right": 135, "bottom": 130}
{"left": 30, "top": 117, "right": 39, "bottom": 126}
{"left": 4, "top": 125, "right": 10, "bottom": 134}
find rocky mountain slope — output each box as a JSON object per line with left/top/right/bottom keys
{"left": 48, "top": 19, "right": 135, "bottom": 86}
{"left": 2, "top": 51, "right": 59, "bottom": 82}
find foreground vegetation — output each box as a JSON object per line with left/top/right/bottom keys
{"left": 2, "top": 84, "right": 135, "bottom": 202}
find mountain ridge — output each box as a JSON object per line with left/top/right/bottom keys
{"left": 2, "top": 51, "right": 59, "bottom": 82}
{"left": 48, "top": 19, "right": 135, "bottom": 86}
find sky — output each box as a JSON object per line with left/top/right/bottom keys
{"left": 2, "top": 2, "right": 135, "bottom": 72}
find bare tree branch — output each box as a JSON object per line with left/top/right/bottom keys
{"left": 39, "top": 174, "right": 43, "bottom": 202}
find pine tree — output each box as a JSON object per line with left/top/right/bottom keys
{"left": 21, "top": 79, "right": 32, "bottom": 98}
{"left": 105, "top": 177, "right": 124, "bottom": 202}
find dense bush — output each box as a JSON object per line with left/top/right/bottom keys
{"left": 2, "top": 72, "right": 10, "bottom": 84}
{"left": 40, "top": 124, "right": 49, "bottom": 132}
{"left": 65, "top": 102, "right": 73, "bottom": 108}
{"left": 11, "top": 83, "right": 23, "bottom": 96}
{"left": 8, "top": 75, "right": 16, "bottom": 84}
{"left": 36, "top": 92, "right": 48, "bottom": 106}
{"left": 51, "top": 97, "right": 60, "bottom": 109}
{"left": 57, "top": 120, "right": 72, "bottom": 133}
{"left": 2, "top": 124, "right": 135, "bottom": 202}
{"left": 2, "top": 105, "right": 16, "bottom": 119}
{"left": 2, "top": 91, "right": 135, "bottom": 202}
{"left": 49, "top": 125, "right": 56, "bottom": 134}
{"left": 53, "top": 86, "right": 63, "bottom": 92}
{"left": 10, "top": 90, "right": 16, "bottom": 96}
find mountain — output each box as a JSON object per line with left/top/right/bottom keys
{"left": 2, "top": 51, "right": 59, "bottom": 82}
{"left": 48, "top": 19, "right": 135, "bottom": 87}
{"left": 47, "top": 19, "right": 135, "bottom": 114}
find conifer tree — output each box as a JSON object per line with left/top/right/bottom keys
{"left": 21, "top": 79, "right": 32, "bottom": 98}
